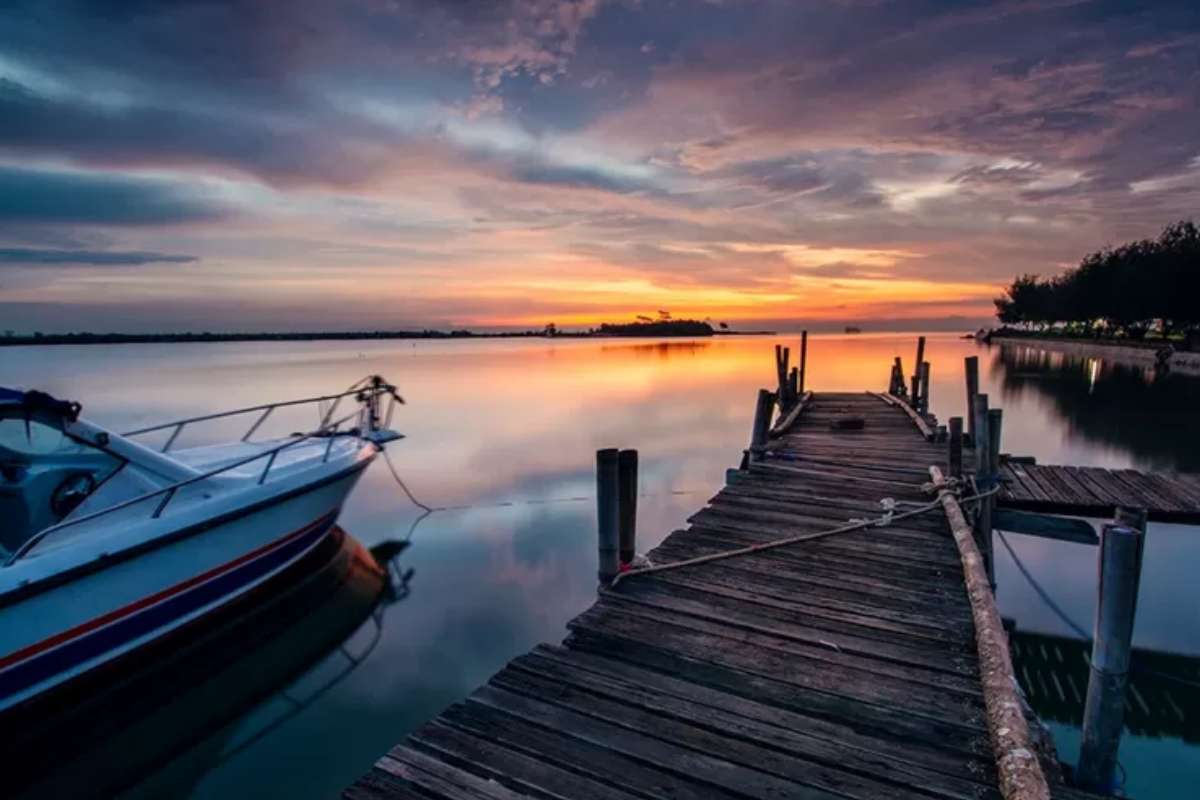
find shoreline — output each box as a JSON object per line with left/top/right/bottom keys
{"left": 0, "top": 329, "right": 776, "bottom": 348}
{"left": 988, "top": 333, "right": 1200, "bottom": 376}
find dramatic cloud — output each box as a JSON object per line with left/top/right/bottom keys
{"left": 0, "top": 166, "right": 227, "bottom": 225}
{"left": 0, "top": 248, "right": 197, "bottom": 266}
{"left": 1, "top": 0, "right": 1197, "bottom": 331}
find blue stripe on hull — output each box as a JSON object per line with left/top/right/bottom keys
{"left": 0, "top": 515, "right": 335, "bottom": 705}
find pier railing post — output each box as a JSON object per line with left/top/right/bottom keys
{"left": 749, "top": 388, "right": 774, "bottom": 462}
{"left": 775, "top": 345, "right": 791, "bottom": 407}
{"left": 617, "top": 449, "right": 638, "bottom": 567}
{"left": 985, "top": 408, "right": 1002, "bottom": 590}
{"left": 912, "top": 336, "right": 926, "bottom": 400}
{"left": 799, "top": 330, "right": 808, "bottom": 395}
{"left": 964, "top": 356, "right": 979, "bottom": 444}
{"left": 918, "top": 361, "right": 931, "bottom": 413}
{"left": 1077, "top": 513, "right": 1146, "bottom": 792}
{"left": 972, "top": 394, "right": 995, "bottom": 587}
{"left": 595, "top": 448, "right": 620, "bottom": 584}
{"left": 948, "top": 417, "right": 963, "bottom": 477}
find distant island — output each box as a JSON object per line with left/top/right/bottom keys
{"left": 0, "top": 319, "right": 775, "bottom": 347}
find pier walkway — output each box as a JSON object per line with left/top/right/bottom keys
{"left": 998, "top": 461, "right": 1200, "bottom": 523}
{"left": 346, "top": 392, "right": 1106, "bottom": 800}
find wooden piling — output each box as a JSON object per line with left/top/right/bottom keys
{"left": 788, "top": 367, "right": 799, "bottom": 404}
{"left": 595, "top": 448, "right": 620, "bottom": 583}
{"left": 617, "top": 449, "right": 638, "bottom": 566}
{"left": 965, "top": 356, "right": 980, "bottom": 444}
{"left": 798, "top": 330, "right": 809, "bottom": 395}
{"left": 972, "top": 394, "right": 994, "bottom": 587}
{"left": 893, "top": 356, "right": 904, "bottom": 397}
{"left": 912, "top": 336, "right": 926, "bottom": 400}
{"left": 782, "top": 347, "right": 792, "bottom": 404}
{"left": 774, "top": 345, "right": 786, "bottom": 403}
{"left": 749, "top": 388, "right": 774, "bottom": 461}
{"left": 985, "top": 408, "right": 1002, "bottom": 589}
{"left": 918, "top": 361, "right": 931, "bottom": 413}
{"left": 949, "top": 417, "right": 963, "bottom": 477}
{"left": 1077, "top": 516, "right": 1146, "bottom": 792}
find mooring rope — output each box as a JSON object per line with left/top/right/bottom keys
{"left": 381, "top": 448, "right": 436, "bottom": 513}
{"left": 379, "top": 447, "right": 702, "bottom": 516}
{"left": 996, "top": 527, "right": 1200, "bottom": 691}
{"left": 610, "top": 482, "right": 1002, "bottom": 587}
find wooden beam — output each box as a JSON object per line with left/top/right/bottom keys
{"left": 930, "top": 466, "right": 1051, "bottom": 800}
{"left": 869, "top": 391, "right": 935, "bottom": 440}
{"left": 993, "top": 508, "right": 1098, "bottom": 545}
{"left": 769, "top": 390, "right": 813, "bottom": 437}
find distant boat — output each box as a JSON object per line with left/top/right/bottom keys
{"left": 844, "top": 326, "right": 862, "bottom": 334}
{"left": 0, "top": 376, "right": 404, "bottom": 716}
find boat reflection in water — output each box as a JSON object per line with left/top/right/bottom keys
{"left": 6, "top": 526, "right": 413, "bottom": 798}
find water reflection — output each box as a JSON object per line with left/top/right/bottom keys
{"left": 599, "top": 340, "right": 713, "bottom": 358}
{"left": 1006, "top": 624, "right": 1200, "bottom": 744}
{"left": 2, "top": 334, "right": 1197, "bottom": 799}
{"left": 988, "top": 343, "right": 1200, "bottom": 472}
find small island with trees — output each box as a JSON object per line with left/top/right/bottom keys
{"left": 990, "top": 220, "right": 1200, "bottom": 350}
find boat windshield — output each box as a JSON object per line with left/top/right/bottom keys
{"left": 0, "top": 408, "right": 122, "bottom": 557}
{"left": 0, "top": 416, "right": 70, "bottom": 455}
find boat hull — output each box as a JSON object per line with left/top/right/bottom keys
{"left": 2, "top": 523, "right": 388, "bottom": 797}
{"left": 0, "top": 463, "right": 369, "bottom": 713}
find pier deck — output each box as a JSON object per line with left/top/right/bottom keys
{"left": 998, "top": 461, "right": 1200, "bottom": 523}
{"left": 346, "top": 392, "right": 1104, "bottom": 800}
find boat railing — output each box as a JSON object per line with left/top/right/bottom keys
{"left": 5, "top": 378, "right": 402, "bottom": 566}
{"left": 121, "top": 376, "right": 402, "bottom": 453}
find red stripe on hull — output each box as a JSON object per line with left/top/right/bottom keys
{"left": 0, "top": 510, "right": 337, "bottom": 672}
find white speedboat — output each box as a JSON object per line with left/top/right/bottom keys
{"left": 0, "top": 376, "right": 403, "bottom": 714}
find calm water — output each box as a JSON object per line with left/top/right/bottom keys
{"left": 3, "top": 333, "right": 1198, "bottom": 797}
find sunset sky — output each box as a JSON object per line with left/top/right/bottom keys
{"left": 2, "top": 0, "right": 1198, "bottom": 333}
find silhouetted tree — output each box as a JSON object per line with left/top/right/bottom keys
{"left": 994, "top": 220, "right": 1200, "bottom": 340}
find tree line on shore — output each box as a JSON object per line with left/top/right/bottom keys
{"left": 994, "top": 220, "right": 1200, "bottom": 340}
{"left": 1, "top": 318, "right": 736, "bottom": 346}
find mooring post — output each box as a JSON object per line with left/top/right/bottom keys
{"left": 749, "top": 388, "right": 774, "bottom": 462}
{"left": 918, "top": 361, "right": 931, "bottom": 413}
{"left": 798, "top": 330, "right": 808, "bottom": 394}
{"left": 985, "top": 408, "right": 1002, "bottom": 589}
{"left": 1076, "top": 513, "right": 1146, "bottom": 792}
{"left": 972, "top": 394, "right": 994, "bottom": 586}
{"left": 788, "top": 367, "right": 799, "bottom": 403}
{"left": 912, "top": 336, "right": 926, "bottom": 399}
{"left": 964, "top": 356, "right": 980, "bottom": 444}
{"left": 595, "top": 448, "right": 620, "bottom": 584}
{"left": 948, "top": 416, "right": 963, "bottom": 477}
{"left": 774, "top": 345, "right": 789, "bottom": 406}
{"left": 617, "top": 449, "right": 638, "bottom": 567}
{"left": 893, "top": 356, "right": 904, "bottom": 397}
{"left": 782, "top": 347, "right": 792, "bottom": 405}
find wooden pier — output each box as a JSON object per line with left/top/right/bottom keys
{"left": 346, "top": 389, "right": 1110, "bottom": 800}
{"left": 998, "top": 461, "right": 1200, "bottom": 523}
